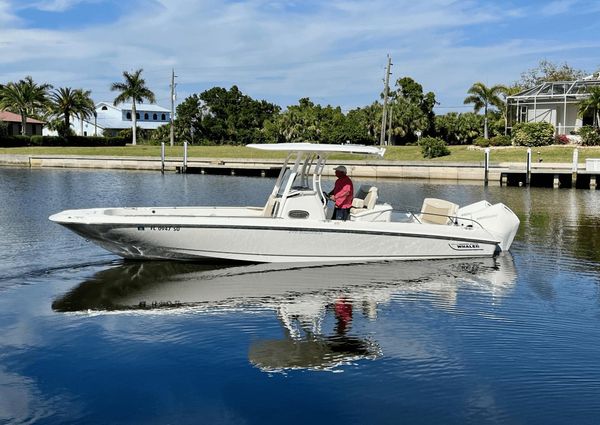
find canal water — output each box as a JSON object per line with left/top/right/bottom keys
{"left": 1, "top": 168, "right": 600, "bottom": 425}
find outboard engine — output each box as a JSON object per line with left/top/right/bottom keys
{"left": 457, "top": 201, "right": 520, "bottom": 251}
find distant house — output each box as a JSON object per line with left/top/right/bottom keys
{"left": 506, "top": 76, "right": 600, "bottom": 135}
{"left": 0, "top": 111, "right": 44, "bottom": 136}
{"left": 63, "top": 102, "right": 172, "bottom": 137}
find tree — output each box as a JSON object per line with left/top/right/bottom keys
{"left": 387, "top": 77, "right": 437, "bottom": 144}
{"left": 174, "top": 94, "right": 207, "bottom": 143}
{"left": 75, "top": 89, "right": 96, "bottom": 136}
{"left": 50, "top": 87, "right": 79, "bottom": 137}
{"left": 435, "top": 112, "right": 483, "bottom": 145}
{"left": 519, "top": 60, "right": 587, "bottom": 89}
{"left": 50, "top": 87, "right": 96, "bottom": 137}
{"left": 197, "top": 86, "right": 279, "bottom": 144}
{"left": 464, "top": 82, "right": 506, "bottom": 139}
{"left": 0, "top": 76, "right": 51, "bottom": 135}
{"left": 111, "top": 69, "right": 155, "bottom": 145}
{"left": 578, "top": 86, "right": 600, "bottom": 128}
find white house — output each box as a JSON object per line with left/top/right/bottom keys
{"left": 506, "top": 76, "right": 600, "bottom": 135}
{"left": 45, "top": 102, "right": 172, "bottom": 137}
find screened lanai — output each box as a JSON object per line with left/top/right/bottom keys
{"left": 506, "top": 77, "right": 600, "bottom": 135}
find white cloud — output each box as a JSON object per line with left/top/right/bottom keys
{"left": 0, "top": 0, "right": 599, "bottom": 110}
{"left": 23, "top": 0, "right": 97, "bottom": 12}
{"left": 541, "top": 0, "right": 578, "bottom": 15}
{"left": 0, "top": 0, "right": 19, "bottom": 26}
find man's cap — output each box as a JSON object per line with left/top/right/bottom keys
{"left": 334, "top": 165, "right": 347, "bottom": 173}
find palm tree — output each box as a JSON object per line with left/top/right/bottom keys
{"left": 50, "top": 88, "right": 97, "bottom": 136}
{"left": 111, "top": 69, "right": 155, "bottom": 145}
{"left": 464, "top": 82, "right": 507, "bottom": 139}
{"left": 579, "top": 86, "right": 600, "bottom": 128}
{"left": 50, "top": 87, "right": 79, "bottom": 136}
{"left": 0, "top": 76, "right": 51, "bottom": 135}
{"left": 75, "top": 89, "right": 96, "bottom": 136}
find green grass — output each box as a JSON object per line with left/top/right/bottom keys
{"left": 2, "top": 144, "right": 599, "bottom": 163}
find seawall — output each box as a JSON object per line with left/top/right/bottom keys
{"left": 0, "top": 153, "right": 504, "bottom": 181}
{"left": 1, "top": 153, "right": 591, "bottom": 188}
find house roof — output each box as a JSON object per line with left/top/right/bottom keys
{"left": 0, "top": 110, "right": 45, "bottom": 124}
{"left": 96, "top": 102, "right": 170, "bottom": 113}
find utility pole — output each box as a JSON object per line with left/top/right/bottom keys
{"left": 379, "top": 55, "right": 392, "bottom": 146}
{"left": 169, "top": 68, "right": 177, "bottom": 147}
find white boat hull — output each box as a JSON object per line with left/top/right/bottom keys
{"left": 50, "top": 207, "right": 500, "bottom": 263}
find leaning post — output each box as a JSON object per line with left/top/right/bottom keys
{"left": 161, "top": 142, "right": 165, "bottom": 174}
{"left": 526, "top": 148, "right": 532, "bottom": 186}
{"left": 484, "top": 147, "right": 490, "bottom": 186}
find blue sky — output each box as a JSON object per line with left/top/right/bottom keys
{"left": 1, "top": 0, "right": 599, "bottom": 112}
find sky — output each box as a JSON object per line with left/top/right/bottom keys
{"left": 1, "top": 0, "right": 599, "bottom": 112}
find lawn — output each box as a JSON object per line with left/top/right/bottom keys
{"left": 1, "top": 144, "right": 598, "bottom": 163}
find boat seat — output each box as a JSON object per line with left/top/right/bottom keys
{"left": 419, "top": 198, "right": 459, "bottom": 225}
{"left": 351, "top": 185, "right": 378, "bottom": 211}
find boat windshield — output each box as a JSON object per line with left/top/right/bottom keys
{"left": 274, "top": 152, "right": 327, "bottom": 199}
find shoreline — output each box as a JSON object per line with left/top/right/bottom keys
{"left": 0, "top": 152, "right": 580, "bottom": 184}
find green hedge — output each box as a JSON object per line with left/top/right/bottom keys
{"left": 512, "top": 122, "right": 555, "bottom": 147}
{"left": 0, "top": 135, "right": 128, "bottom": 147}
{"left": 0, "top": 135, "right": 31, "bottom": 147}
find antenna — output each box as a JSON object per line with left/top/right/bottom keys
{"left": 169, "top": 68, "right": 178, "bottom": 147}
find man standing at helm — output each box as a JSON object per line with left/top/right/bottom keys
{"left": 328, "top": 165, "right": 354, "bottom": 221}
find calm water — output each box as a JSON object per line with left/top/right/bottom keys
{"left": 1, "top": 168, "right": 600, "bottom": 425}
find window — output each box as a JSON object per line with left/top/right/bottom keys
{"left": 136, "top": 113, "right": 140, "bottom": 119}
{"left": 153, "top": 113, "right": 158, "bottom": 120}
{"left": 161, "top": 114, "right": 166, "bottom": 120}
{"left": 101, "top": 106, "right": 108, "bottom": 111}
{"left": 144, "top": 113, "right": 149, "bottom": 120}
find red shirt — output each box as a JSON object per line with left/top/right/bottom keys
{"left": 332, "top": 175, "right": 354, "bottom": 208}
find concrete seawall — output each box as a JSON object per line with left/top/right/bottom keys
{"left": 2, "top": 153, "right": 591, "bottom": 188}
{"left": 0, "top": 153, "right": 506, "bottom": 181}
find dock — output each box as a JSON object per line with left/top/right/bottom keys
{"left": 1, "top": 150, "right": 599, "bottom": 189}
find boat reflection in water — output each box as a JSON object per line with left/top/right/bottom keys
{"left": 53, "top": 255, "right": 517, "bottom": 372}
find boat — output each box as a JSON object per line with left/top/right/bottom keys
{"left": 49, "top": 143, "right": 520, "bottom": 263}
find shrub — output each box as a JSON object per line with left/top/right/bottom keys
{"left": 511, "top": 122, "right": 555, "bottom": 147}
{"left": 474, "top": 137, "right": 489, "bottom": 147}
{"left": 578, "top": 126, "right": 600, "bottom": 146}
{"left": 0, "top": 135, "right": 30, "bottom": 147}
{"left": 30, "top": 135, "right": 43, "bottom": 145}
{"left": 419, "top": 137, "right": 450, "bottom": 158}
{"left": 489, "top": 135, "right": 512, "bottom": 146}
{"left": 555, "top": 134, "right": 570, "bottom": 145}
{"left": 118, "top": 127, "right": 149, "bottom": 142}
{"left": 42, "top": 136, "right": 68, "bottom": 146}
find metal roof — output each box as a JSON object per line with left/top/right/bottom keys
{"left": 96, "top": 102, "right": 170, "bottom": 112}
